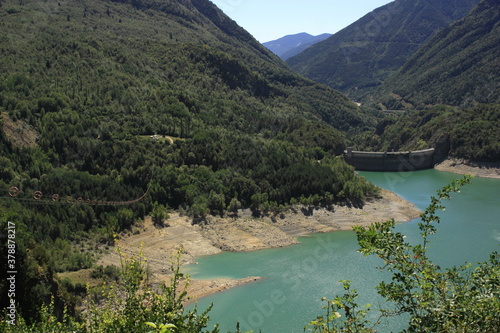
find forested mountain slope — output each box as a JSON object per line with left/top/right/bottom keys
{"left": 0, "top": 0, "right": 379, "bottom": 323}
{"left": 357, "top": 0, "right": 500, "bottom": 163}
{"left": 377, "top": 0, "right": 500, "bottom": 108}
{"left": 286, "top": 0, "right": 480, "bottom": 99}
{"left": 360, "top": 104, "right": 500, "bottom": 162}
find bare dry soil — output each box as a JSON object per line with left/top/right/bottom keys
{"left": 97, "top": 189, "right": 420, "bottom": 301}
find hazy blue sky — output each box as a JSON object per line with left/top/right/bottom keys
{"left": 209, "top": 0, "right": 394, "bottom": 42}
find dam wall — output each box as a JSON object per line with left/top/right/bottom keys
{"left": 344, "top": 148, "right": 435, "bottom": 172}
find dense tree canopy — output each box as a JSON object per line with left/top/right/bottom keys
{"left": 355, "top": 104, "right": 500, "bottom": 162}
{"left": 376, "top": 0, "right": 500, "bottom": 108}
{"left": 0, "top": 0, "right": 377, "bottom": 324}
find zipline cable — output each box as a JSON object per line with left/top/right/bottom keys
{"left": 0, "top": 183, "right": 151, "bottom": 206}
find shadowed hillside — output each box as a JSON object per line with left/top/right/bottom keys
{"left": 355, "top": 0, "right": 500, "bottom": 163}
{"left": 377, "top": 0, "right": 500, "bottom": 108}
{"left": 286, "top": 0, "right": 480, "bottom": 99}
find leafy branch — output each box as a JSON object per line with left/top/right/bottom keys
{"left": 307, "top": 175, "right": 500, "bottom": 332}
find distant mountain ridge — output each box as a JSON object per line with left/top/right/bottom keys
{"left": 263, "top": 33, "right": 332, "bottom": 60}
{"left": 286, "top": 0, "right": 481, "bottom": 99}
{"left": 377, "top": 0, "right": 500, "bottom": 107}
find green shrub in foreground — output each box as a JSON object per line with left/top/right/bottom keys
{"left": 306, "top": 175, "right": 500, "bottom": 332}
{"left": 0, "top": 247, "right": 219, "bottom": 333}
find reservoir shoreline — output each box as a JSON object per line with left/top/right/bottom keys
{"left": 97, "top": 188, "right": 420, "bottom": 302}
{"left": 434, "top": 158, "right": 500, "bottom": 179}
{"left": 187, "top": 170, "right": 500, "bottom": 332}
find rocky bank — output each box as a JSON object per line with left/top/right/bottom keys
{"left": 97, "top": 189, "right": 420, "bottom": 301}
{"left": 434, "top": 158, "right": 500, "bottom": 179}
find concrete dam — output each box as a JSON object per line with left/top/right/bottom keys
{"left": 344, "top": 148, "right": 435, "bottom": 172}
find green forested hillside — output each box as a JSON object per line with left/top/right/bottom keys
{"left": 355, "top": 104, "right": 500, "bottom": 162}
{"left": 286, "top": 0, "right": 479, "bottom": 99}
{"left": 0, "top": 0, "right": 379, "bottom": 323}
{"left": 354, "top": 0, "right": 500, "bottom": 163}
{"left": 376, "top": 0, "right": 500, "bottom": 108}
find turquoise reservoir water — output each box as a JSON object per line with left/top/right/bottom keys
{"left": 184, "top": 170, "right": 500, "bottom": 332}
